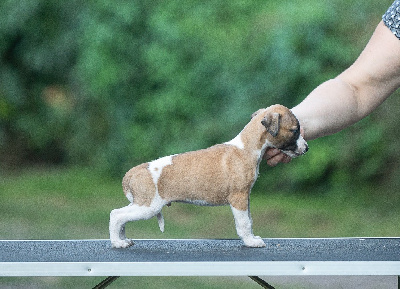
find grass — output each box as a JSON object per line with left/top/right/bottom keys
{"left": 1, "top": 166, "right": 399, "bottom": 288}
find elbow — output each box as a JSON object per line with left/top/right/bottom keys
{"left": 335, "top": 75, "right": 369, "bottom": 120}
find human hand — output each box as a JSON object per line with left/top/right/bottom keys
{"left": 263, "top": 148, "right": 292, "bottom": 167}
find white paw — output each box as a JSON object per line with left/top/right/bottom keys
{"left": 243, "top": 236, "right": 266, "bottom": 248}
{"left": 111, "top": 239, "right": 134, "bottom": 248}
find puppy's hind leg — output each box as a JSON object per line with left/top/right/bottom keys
{"left": 109, "top": 205, "right": 135, "bottom": 248}
{"left": 109, "top": 203, "right": 163, "bottom": 248}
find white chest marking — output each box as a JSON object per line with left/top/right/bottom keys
{"left": 148, "top": 155, "right": 174, "bottom": 185}
{"left": 224, "top": 133, "right": 244, "bottom": 150}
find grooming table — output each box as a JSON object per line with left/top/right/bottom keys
{"left": 1, "top": 238, "right": 400, "bottom": 287}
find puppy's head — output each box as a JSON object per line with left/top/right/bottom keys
{"left": 253, "top": 104, "right": 308, "bottom": 158}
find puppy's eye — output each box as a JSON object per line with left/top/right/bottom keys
{"left": 290, "top": 127, "right": 300, "bottom": 139}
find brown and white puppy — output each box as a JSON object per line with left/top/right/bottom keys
{"left": 110, "top": 104, "right": 308, "bottom": 248}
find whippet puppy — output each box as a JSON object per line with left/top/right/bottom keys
{"left": 110, "top": 104, "right": 308, "bottom": 248}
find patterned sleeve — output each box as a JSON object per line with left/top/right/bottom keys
{"left": 383, "top": 0, "right": 400, "bottom": 39}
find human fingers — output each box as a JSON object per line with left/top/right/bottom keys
{"left": 264, "top": 148, "right": 292, "bottom": 167}
{"left": 263, "top": 148, "right": 281, "bottom": 160}
{"left": 266, "top": 153, "right": 291, "bottom": 167}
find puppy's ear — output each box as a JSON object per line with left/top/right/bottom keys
{"left": 261, "top": 112, "right": 281, "bottom": 137}
{"left": 251, "top": 109, "right": 265, "bottom": 119}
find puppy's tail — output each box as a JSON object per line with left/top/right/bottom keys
{"left": 157, "top": 212, "right": 165, "bottom": 233}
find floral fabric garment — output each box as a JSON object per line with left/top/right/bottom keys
{"left": 383, "top": 0, "right": 400, "bottom": 39}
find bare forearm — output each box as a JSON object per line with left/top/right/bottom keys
{"left": 265, "top": 19, "right": 400, "bottom": 166}
{"left": 292, "top": 21, "right": 400, "bottom": 141}
{"left": 291, "top": 78, "right": 361, "bottom": 140}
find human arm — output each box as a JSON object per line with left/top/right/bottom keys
{"left": 292, "top": 21, "right": 400, "bottom": 140}
{"left": 265, "top": 21, "right": 400, "bottom": 166}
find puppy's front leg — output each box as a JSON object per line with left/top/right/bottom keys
{"left": 230, "top": 204, "right": 266, "bottom": 248}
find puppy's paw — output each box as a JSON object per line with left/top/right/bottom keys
{"left": 243, "top": 236, "right": 266, "bottom": 248}
{"left": 111, "top": 239, "right": 134, "bottom": 248}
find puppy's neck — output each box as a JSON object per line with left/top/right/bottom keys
{"left": 225, "top": 115, "right": 272, "bottom": 165}
{"left": 240, "top": 114, "right": 272, "bottom": 154}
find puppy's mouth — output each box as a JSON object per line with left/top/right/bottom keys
{"left": 279, "top": 139, "right": 309, "bottom": 158}
{"left": 282, "top": 148, "right": 307, "bottom": 158}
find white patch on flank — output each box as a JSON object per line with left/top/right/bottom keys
{"left": 148, "top": 155, "right": 174, "bottom": 185}
{"left": 224, "top": 133, "right": 244, "bottom": 149}
{"left": 126, "top": 192, "right": 134, "bottom": 203}
{"left": 147, "top": 156, "right": 174, "bottom": 234}
{"left": 150, "top": 191, "right": 168, "bottom": 232}
{"left": 151, "top": 191, "right": 167, "bottom": 210}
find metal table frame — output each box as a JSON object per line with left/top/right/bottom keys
{"left": 1, "top": 238, "right": 400, "bottom": 288}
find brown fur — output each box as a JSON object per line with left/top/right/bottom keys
{"left": 122, "top": 163, "right": 155, "bottom": 207}
{"left": 111, "top": 104, "right": 308, "bottom": 248}
{"left": 158, "top": 145, "right": 256, "bottom": 210}
{"left": 122, "top": 104, "right": 301, "bottom": 212}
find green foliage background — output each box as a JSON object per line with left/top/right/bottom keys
{"left": 1, "top": 2, "right": 400, "bottom": 287}
{"left": 1, "top": 0, "right": 399, "bottom": 197}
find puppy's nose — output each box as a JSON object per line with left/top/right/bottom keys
{"left": 304, "top": 145, "right": 309, "bottom": 153}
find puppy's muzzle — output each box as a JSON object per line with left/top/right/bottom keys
{"left": 282, "top": 136, "right": 308, "bottom": 158}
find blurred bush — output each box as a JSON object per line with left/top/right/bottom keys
{"left": 0, "top": 0, "right": 398, "bottom": 196}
